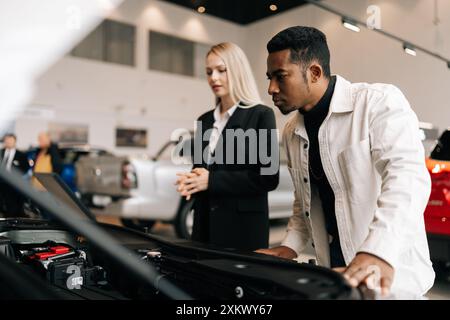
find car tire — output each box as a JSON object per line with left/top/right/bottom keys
{"left": 121, "top": 218, "right": 155, "bottom": 232}
{"left": 175, "top": 199, "right": 195, "bottom": 239}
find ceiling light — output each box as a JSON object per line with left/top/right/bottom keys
{"left": 269, "top": 4, "right": 278, "bottom": 12}
{"left": 307, "top": 1, "right": 450, "bottom": 70}
{"left": 197, "top": 6, "right": 205, "bottom": 13}
{"left": 403, "top": 43, "right": 417, "bottom": 56}
{"left": 341, "top": 17, "right": 360, "bottom": 32}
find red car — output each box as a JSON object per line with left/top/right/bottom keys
{"left": 425, "top": 129, "right": 450, "bottom": 270}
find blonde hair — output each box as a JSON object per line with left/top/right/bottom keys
{"left": 207, "top": 42, "right": 262, "bottom": 107}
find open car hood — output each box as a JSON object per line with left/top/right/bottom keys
{"left": 0, "top": 217, "right": 369, "bottom": 300}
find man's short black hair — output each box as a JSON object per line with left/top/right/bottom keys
{"left": 267, "top": 26, "right": 331, "bottom": 79}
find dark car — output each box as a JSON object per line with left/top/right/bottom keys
{"left": 424, "top": 129, "right": 450, "bottom": 274}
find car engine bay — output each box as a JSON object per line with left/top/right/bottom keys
{"left": 0, "top": 219, "right": 369, "bottom": 300}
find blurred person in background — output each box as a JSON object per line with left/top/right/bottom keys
{"left": 0, "top": 133, "right": 30, "bottom": 217}
{"left": 29, "top": 132, "right": 63, "bottom": 219}
{"left": 30, "top": 132, "right": 63, "bottom": 190}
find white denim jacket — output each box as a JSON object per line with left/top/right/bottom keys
{"left": 281, "top": 75, "right": 435, "bottom": 297}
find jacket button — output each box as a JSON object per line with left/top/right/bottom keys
{"left": 210, "top": 205, "right": 218, "bottom": 212}
{"left": 303, "top": 178, "right": 308, "bottom": 183}
{"left": 304, "top": 143, "right": 308, "bottom": 149}
{"left": 305, "top": 211, "right": 310, "bottom": 217}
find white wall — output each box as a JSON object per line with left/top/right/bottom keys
{"left": 245, "top": 0, "right": 450, "bottom": 130}
{"left": 16, "top": 0, "right": 450, "bottom": 154}
{"left": 16, "top": 0, "right": 246, "bottom": 155}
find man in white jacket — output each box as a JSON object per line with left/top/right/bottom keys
{"left": 257, "top": 26, "right": 435, "bottom": 298}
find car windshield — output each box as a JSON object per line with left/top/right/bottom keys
{"left": 60, "top": 150, "right": 89, "bottom": 164}
{"left": 59, "top": 148, "right": 109, "bottom": 164}
{"left": 155, "top": 136, "right": 193, "bottom": 164}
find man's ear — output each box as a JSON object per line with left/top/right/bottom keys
{"left": 309, "top": 64, "right": 323, "bottom": 83}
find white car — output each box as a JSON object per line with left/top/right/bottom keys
{"left": 88, "top": 139, "right": 294, "bottom": 238}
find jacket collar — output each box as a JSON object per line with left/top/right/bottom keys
{"left": 294, "top": 75, "right": 353, "bottom": 139}
{"left": 203, "top": 102, "right": 246, "bottom": 131}
{"left": 224, "top": 101, "right": 257, "bottom": 130}
{"left": 329, "top": 74, "right": 353, "bottom": 114}
{"left": 213, "top": 102, "right": 239, "bottom": 123}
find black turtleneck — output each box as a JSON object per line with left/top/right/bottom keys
{"left": 302, "top": 76, "right": 345, "bottom": 268}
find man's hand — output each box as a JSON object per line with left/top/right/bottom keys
{"left": 333, "top": 252, "right": 394, "bottom": 297}
{"left": 255, "top": 246, "right": 298, "bottom": 260}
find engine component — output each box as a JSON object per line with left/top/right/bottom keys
{"left": 18, "top": 243, "right": 107, "bottom": 289}
{"left": 0, "top": 236, "right": 14, "bottom": 260}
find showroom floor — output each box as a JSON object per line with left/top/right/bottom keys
{"left": 94, "top": 213, "right": 450, "bottom": 300}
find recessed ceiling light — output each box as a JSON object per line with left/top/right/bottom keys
{"left": 341, "top": 17, "right": 360, "bottom": 32}
{"left": 197, "top": 6, "right": 205, "bottom": 13}
{"left": 403, "top": 43, "right": 417, "bottom": 56}
{"left": 269, "top": 4, "right": 278, "bottom": 12}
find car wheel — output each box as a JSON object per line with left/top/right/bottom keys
{"left": 175, "top": 199, "right": 195, "bottom": 239}
{"left": 121, "top": 218, "right": 155, "bottom": 232}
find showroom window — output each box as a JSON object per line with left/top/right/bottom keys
{"left": 193, "top": 42, "right": 210, "bottom": 79}
{"left": 149, "top": 31, "right": 210, "bottom": 78}
{"left": 70, "top": 19, "right": 135, "bottom": 66}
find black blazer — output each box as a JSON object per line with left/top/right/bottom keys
{"left": 191, "top": 104, "right": 279, "bottom": 250}
{"left": 0, "top": 148, "right": 30, "bottom": 174}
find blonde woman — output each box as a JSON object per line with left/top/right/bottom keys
{"left": 176, "top": 42, "right": 279, "bottom": 250}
